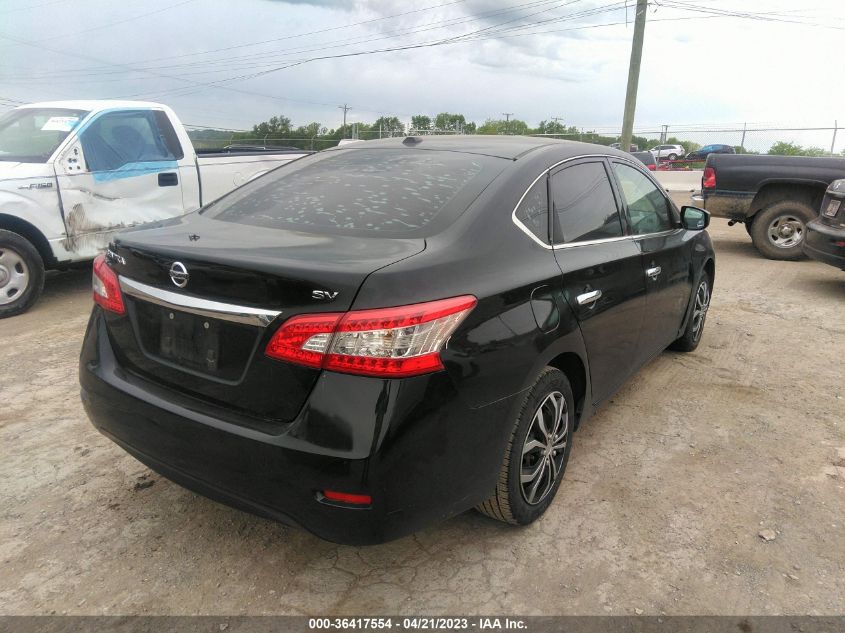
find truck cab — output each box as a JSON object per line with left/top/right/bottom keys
{"left": 0, "top": 100, "right": 308, "bottom": 317}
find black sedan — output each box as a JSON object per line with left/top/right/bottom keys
{"left": 80, "top": 136, "right": 715, "bottom": 544}
{"left": 686, "top": 144, "right": 736, "bottom": 161}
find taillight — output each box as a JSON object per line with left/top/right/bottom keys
{"left": 92, "top": 254, "right": 125, "bottom": 315}
{"left": 265, "top": 295, "right": 477, "bottom": 378}
{"left": 702, "top": 167, "right": 716, "bottom": 189}
{"left": 320, "top": 490, "right": 372, "bottom": 506}
{"left": 647, "top": 164, "right": 656, "bottom": 171}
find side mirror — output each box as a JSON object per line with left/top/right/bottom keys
{"left": 681, "top": 205, "right": 710, "bottom": 230}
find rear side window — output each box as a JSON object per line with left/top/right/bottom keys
{"left": 612, "top": 162, "right": 673, "bottom": 235}
{"left": 550, "top": 162, "right": 623, "bottom": 244}
{"left": 80, "top": 110, "right": 179, "bottom": 172}
{"left": 206, "top": 149, "right": 506, "bottom": 237}
{"left": 514, "top": 178, "right": 549, "bottom": 243}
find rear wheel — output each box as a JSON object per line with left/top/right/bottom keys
{"left": 476, "top": 368, "right": 574, "bottom": 525}
{"left": 668, "top": 153, "right": 678, "bottom": 161}
{"left": 750, "top": 200, "right": 816, "bottom": 260}
{"left": 0, "top": 230, "right": 45, "bottom": 319}
{"left": 670, "top": 271, "right": 711, "bottom": 352}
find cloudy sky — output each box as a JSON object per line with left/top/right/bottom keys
{"left": 1, "top": 0, "right": 843, "bottom": 145}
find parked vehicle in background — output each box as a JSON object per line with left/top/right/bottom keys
{"left": 650, "top": 144, "right": 686, "bottom": 161}
{"left": 686, "top": 144, "right": 736, "bottom": 161}
{"left": 79, "top": 136, "right": 715, "bottom": 545}
{"left": 804, "top": 178, "right": 845, "bottom": 270}
{"left": 630, "top": 151, "right": 657, "bottom": 170}
{"left": 610, "top": 142, "right": 638, "bottom": 152}
{"left": 696, "top": 153, "right": 845, "bottom": 260}
{"left": 0, "top": 100, "right": 309, "bottom": 317}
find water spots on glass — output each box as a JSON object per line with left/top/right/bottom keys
{"left": 209, "top": 149, "right": 500, "bottom": 236}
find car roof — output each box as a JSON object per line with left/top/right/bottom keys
{"left": 325, "top": 135, "right": 629, "bottom": 161}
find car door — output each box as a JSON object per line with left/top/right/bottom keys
{"left": 610, "top": 160, "right": 694, "bottom": 362}
{"left": 53, "top": 109, "right": 190, "bottom": 259}
{"left": 550, "top": 158, "right": 648, "bottom": 405}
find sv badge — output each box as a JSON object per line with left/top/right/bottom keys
{"left": 312, "top": 290, "right": 339, "bottom": 301}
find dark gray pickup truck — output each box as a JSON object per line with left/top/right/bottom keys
{"left": 696, "top": 154, "right": 845, "bottom": 260}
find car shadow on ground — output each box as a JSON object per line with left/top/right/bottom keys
{"left": 798, "top": 275, "right": 845, "bottom": 299}
{"left": 709, "top": 236, "right": 759, "bottom": 257}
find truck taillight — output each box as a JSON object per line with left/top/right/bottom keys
{"left": 92, "top": 254, "right": 125, "bottom": 315}
{"left": 265, "top": 295, "right": 477, "bottom": 377}
{"left": 702, "top": 167, "right": 716, "bottom": 189}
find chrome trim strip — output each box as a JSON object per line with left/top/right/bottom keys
{"left": 119, "top": 276, "right": 281, "bottom": 327}
{"left": 510, "top": 153, "right": 685, "bottom": 250}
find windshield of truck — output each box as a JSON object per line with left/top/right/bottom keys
{"left": 0, "top": 108, "right": 89, "bottom": 162}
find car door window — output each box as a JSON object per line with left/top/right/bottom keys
{"left": 550, "top": 162, "right": 623, "bottom": 244}
{"left": 514, "top": 177, "right": 549, "bottom": 243}
{"left": 80, "top": 110, "right": 179, "bottom": 172}
{"left": 612, "top": 162, "right": 673, "bottom": 235}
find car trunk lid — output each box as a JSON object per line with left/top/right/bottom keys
{"left": 103, "top": 215, "right": 425, "bottom": 427}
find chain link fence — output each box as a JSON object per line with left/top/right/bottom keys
{"left": 187, "top": 124, "right": 843, "bottom": 162}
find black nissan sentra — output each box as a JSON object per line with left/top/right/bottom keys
{"left": 80, "top": 136, "right": 715, "bottom": 544}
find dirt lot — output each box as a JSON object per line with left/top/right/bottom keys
{"left": 1, "top": 210, "right": 843, "bottom": 616}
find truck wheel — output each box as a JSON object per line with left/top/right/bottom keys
{"left": 0, "top": 229, "right": 45, "bottom": 318}
{"left": 750, "top": 200, "right": 816, "bottom": 261}
{"left": 476, "top": 368, "right": 573, "bottom": 525}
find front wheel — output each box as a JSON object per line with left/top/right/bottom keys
{"left": 667, "top": 153, "right": 678, "bottom": 161}
{"left": 0, "top": 229, "right": 45, "bottom": 319}
{"left": 476, "top": 368, "right": 574, "bottom": 525}
{"left": 670, "top": 272, "right": 711, "bottom": 352}
{"left": 749, "top": 200, "right": 816, "bottom": 260}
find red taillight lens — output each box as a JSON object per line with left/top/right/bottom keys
{"left": 321, "top": 490, "right": 372, "bottom": 506}
{"left": 264, "top": 313, "right": 342, "bottom": 369}
{"left": 92, "top": 254, "right": 125, "bottom": 315}
{"left": 265, "top": 295, "right": 477, "bottom": 378}
{"left": 647, "top": 164, "right": 656, "bottom": 171}
{"left": 702, "top": 167, "right": 716, "bottom": 189}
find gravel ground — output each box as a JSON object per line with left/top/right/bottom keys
{"left": 1, "top": 210, "right": 843, "bottom": 616}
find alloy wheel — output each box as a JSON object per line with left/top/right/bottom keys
{"left": 0, "top": 246, "right": 30, "bottom": 306}
{"left": 520, "top": 391, "right": 568, "bottom": 505}
{"left": 691, "top": 279, "right": 710, "bottom": 340}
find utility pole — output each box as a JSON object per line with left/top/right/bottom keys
{"left": 502, "top": 112, "right": 514, "bottom": 135}
{"left": 620, "top": 0, "right": 647, "bottom": 152}
{"left": 338, "top": 103, "right": 350, "bottom": 138}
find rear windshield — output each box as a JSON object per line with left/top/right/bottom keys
{"left": 204, "top": 148, "right": 506, "bottom": 237}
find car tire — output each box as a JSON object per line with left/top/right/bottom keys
{"left": 476, "top": 367, "right": 574, "bottom": 525}
{"left": 0, "top": 229, "right": 45, "bottom": 319}
{"left": 750, "top": 200, "right": 816, "bottom": 260}
{"left": 668, "top": 153, "right": 678, "bottom": 161}
{"left": 670, "top": 270, "right": 711, "bottom": 353}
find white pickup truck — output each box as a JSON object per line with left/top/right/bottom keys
{"left": 0, "top": 100, "right": 309, "bottom": 317}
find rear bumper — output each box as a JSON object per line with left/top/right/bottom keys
{"left": 804, "top": 219, "right": 845, "bottom": 270}
{"left": 701, "top": 191, "right": 754, "bottom": 220}
{"left": 80, "top": 310, "right": 519, "bottom": 545}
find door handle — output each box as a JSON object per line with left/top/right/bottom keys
{"left": 646, "top": 266, "right": 662, "bottom": 280}
{"left": 576, "top": 289, "right": 602, "bottom": 306}
{"left": 158, "top": 172, "right": 178, "bottom": 187}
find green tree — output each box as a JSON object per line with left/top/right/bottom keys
{"left": 371, "top": 116, "right": 405, "bottom": 137}
{"left": 252, "top": 115, "right": 292, "bottom": 137}
{"left": 411, "top": 115, "right": 432, "bottom": 133}
{"left": 477, "top": 118, "right": 529, "bottom": 135}
{"left": 769, "top": 141, "right": 811, "bottom": 155}
{"left": 535, "top": 120, "right": 576, "bottom": 136}
{"left": 434, "top": 112, "right": 467, "bottom": 132}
